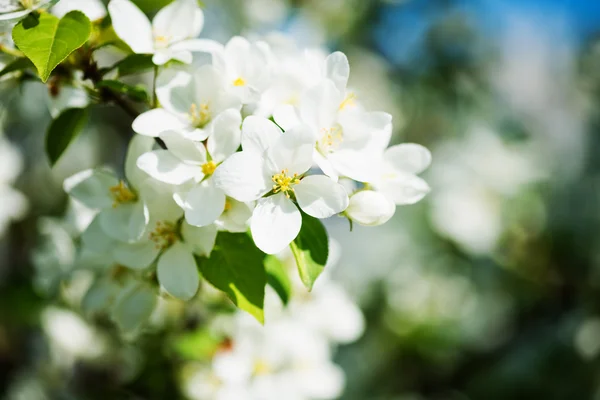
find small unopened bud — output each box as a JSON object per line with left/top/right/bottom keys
{"left": 346, "top": 190, "right": 395, "bottom": 226}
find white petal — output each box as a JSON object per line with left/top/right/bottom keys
{"left": 114, "top": 240, "right": 160, "bottom": 269}
{"left": 265, "top": 124, "right": 314, "bottom": 175}
{"left": 137, "top": 150, "right": 202, "bottom": 185}
{"left": 297, "top": 176, "right": 346, "bottom": 215}
{"left": 138, "top": 179, "right": 184, "bottom": 221}
{"left": 329, "top": 149, "right": 379, "bottom": 183}
{"left": 299, "top": 80, "right": 343, "bottom": 130}
{"left": 215, "top": 199, "right": 253, "bottom": 233}
{"left": 346, "top": 190, "right": 395, "bottom": 226}
{"left": 81, "top": 215, "right": 117, "bottom": 254}
{"left": 378, "top": 172, "right": 431, "bottom": 205}
{"left": 52, "top": 0, "right": 107, "bottom": 21}
{"left": 241, "top": 115, "right": 281, "bottom": 155}
{"left": 63, "top": 169, "right": 117, "bottom": 209}
{"left": 273, "top": 104, "right": 301, "bottom": 131}
{"left": 152, "top": 0, "right": 199, "bottom": 43}
{"left": 207, "top": 109, "right": 242, "bottom": 162}
{"left": 313, "top": 151, "right": 339, "bottom": 181}
{"left": 295, "top": 175, "right": 349, "bottom": 218}
{"left": 155, "top": 69, "right": 196, "bottom": 116}
{"left": 384, "top": 143, "right": 432, "bottom": 175}
{"left": 183, "top": 182, "right": 226, "bottom": 227}
{"left": 170, "top": 38, "right": 222, "bottom": 53}
{"left": 251, "top": 194, "right": 301, "bottom": 254}
{"left": 108, "top": 0, "right": 154, "bottom": 54}
{"left": 338, "top": 110, "right": 392, "bottom": 141}
{"left": 132, "top": 108, "right": 190, "bottom": 137}
{"left": 98, "top": 201, "right": 149, "bottom": 242}
{"left": 125, "top": 135, "right": 154, "bottom": 189}
{"left": 111, "top": 282, "right": 157, "bottom": 333}
{"left": 160, "top": 130, "right": 207, "bottom": 165}
{"left": 157, "top": 242, "right": 199, "bottom": 301}
{"left": 212, "top": 151, "right": 270, "bottom": 202}
{"left": 181, "top": 221, "right": 217, "bottom": 257}
{"left": 151, "top": 49, "right": 174, "bottom": 65}
{"left": 324, "top": 51, "right": 349, "bottom": 92}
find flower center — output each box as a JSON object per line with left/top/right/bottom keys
{"left": 188, "top": 102, "right": 211, "bottom": 128}
{"left": 109, "top": 181, "right": 137, "bottom": 207}
{"left": 149, "top": 221, "right": 178, "bottom": 250}
{"left": 272, "top": 169, "right": 300, "bottom": 197}
{"left": 339, "top": 92, "right": 356, "bottom": 110}
{"left": 232, "top": 77, "right": 246, "bottom": 87}
{"left": 317, "top": 124, "right": 343, "bottom": 154}
{"left": 201, "top": 160, "right": 217, "bottom": 176}
{"left": 154, "top": 34, "right": 171, "bottom": 49}
{"left": 253, "top": 359, "right": 272, "bottom": 376}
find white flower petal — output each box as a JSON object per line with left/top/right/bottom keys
{"left": 251, "top": 194, "right": 301, "bottom": 254}
{"left": 157, "top": 242, "right": 199, "bottom": 301}
{"left": 132, "top": 108, "right": 190, "bottom": 137}
{"left": 329, "top": 149, "right": 379, "bottom": 183}
{"left": 114, "top": 240, "right": 160, "bottom": 269}
{"left": 181, "top": 221, "right": 217, "bottom": 257}
{"left": 124, "top": 134, "right": 154, "bottom": 190}
{"left": 295, "top": 175, "right": 349, "bottom": 218}
{"left": 152, "top": 0, "right": 199, "bottom": 43}
{"left": 138, "top": 179, "right": 184, "bottom": 221}
{"left": 240, "top": 115, "right": 281, "bottom": 155}
{"left": 338, "top": 110, "right": 392, "bottom": 141}
{"left": 378, "top": 172, "right": 431, "bottom": 205}
{"left": 213, "top": 151, "right": 270, "bottom": 202}
{"left": 215, "top": 199, "right": 253, "bottom": 233}
{"left": 98, "top": 201, "right": 149, "bottom": 242}
{"left": 63, "top": 169, "right": 118, "bottom": 209}
{"left": 300, "top": 80, "right": 343, "bottom": 130}
{"left": 183, "top": 182, "right": 226, "bottom": 227}
{"left": 108, "top": 0, "right": 154, "bottom": 54}
{"left": 324, "top": 51, "right": 349, "bottom": 92}
{"left": 160, "top": 130, "right": 207, "bottom": 165}
{"left": 346, "top": 190, "right": 395, "bottom": 226}
{"left": 207, "top": 109, "right": 242, "bottom": 162}
{"left": 313, "top": 150, "right": 339, "bottom": 181}
{"left": 266, "top": 124, "right": 314, "bottom": 175}
{"left": 81, "top": 215, "right": 117, "bottom": 254}
{"left": 384, "top": 143, "right": 432, "bottom": 175}
{"left": 51, "top": 0, "right": 107, "bottom": 21}
{"left": 137, "top": 150, "right": 202, "bottom": 185}
{"left": 155, "top": 69, "right": 197, "bottom": 115}
{"left": 272, "top": 104, "right": 301, "bottom": 131}
{"left": 170, "top": 38, "right": 222, "bottom": 53}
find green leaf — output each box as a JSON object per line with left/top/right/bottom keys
{"left": 45, "top": 107, "right": 88, "bottom": 166}
{"left": 171, "top": 328, "right": 222, "bottom": 361}
{"left": 97, "top": 80, "right": 148, "bottom": 102}
{"left": 0, "top": 57, "right": 34, "bottom": 78}
{"left": 12, "top": 11, "right": 92, "bottom": 82}
{"left": 290, "top": 212, "right": 329, "bottom": 291}
{"left": 197, "top": 232, "right": 266, "bottom": 323}
{"left": 265, "top": 255, "right": 291, "bottom": 305}
{"left": 113, "top": 54, "right": 155, "bottom": 77}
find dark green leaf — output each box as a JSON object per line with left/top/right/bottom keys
{"left": 12, "top": 11, "right": 91, "bottom": 82}
{"left": 0, "top": 57, "right": 34, "bottom": 78}
{"left": 197, "top": 232, "right": 266, "bottom": 323}
{"left": 97, "top": 80, "right": 148, "bottom": 102}
{"left": 290, "top": 211, "right": 329, "bottom": 291}
{"left": 265, "top": 255, "right": 291, "bottom": 305}
{"left": 113, "top": 53, "right": 155, "bottom": 77}
{"left": 45, "top": 107, "right": 88, "bottom": 166}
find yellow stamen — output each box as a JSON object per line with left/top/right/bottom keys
{"left": 224, "top": 199, "right": 232, "bottom": 211}
{"left": 154, "top": 34, "right": 171, "bottom": 48}
{"left": 317, "top": 124, "right": 344, "bottom": 154}
{"left": 232, "top": 77, "right": 246, "bottom": 87}
{"left": 188, "top": 102, "right": 211, "bottom": 128}
{"left": 339, "top": 92, "right": 356, "bottom": 110}
{"left": 148, "top": 221, "right": 178, "bottom": 250}
{"left": 253, "top": 359, "right": 272, "bottom": 376}
{"left": 201, "top": 161, "right": 217, "bottom": 176}
{"left": 109, "top": 181, "right": 137, "bottom": 207}
{"left": 272, "top": 169, "right": 300, "bottom": 198}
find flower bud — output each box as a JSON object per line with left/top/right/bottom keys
{"left": 346, "top": 190, "right": 395, "bottom": 226}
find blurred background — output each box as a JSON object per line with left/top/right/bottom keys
{"left": 3, "top": 0, "right": 600, "bottom": 398}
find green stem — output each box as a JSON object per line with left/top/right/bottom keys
{"left": 0, "top": 45, "right": 24, "bottom": 58}
{"left": 152, "top": 65, "right": 158, "bottom": 108}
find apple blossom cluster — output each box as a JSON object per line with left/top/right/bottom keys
{"left": 57, "top": 0, "right": 431, "bottom": 312}
{"left": 184, "top": 244, "right": 365, "bottom": 400}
